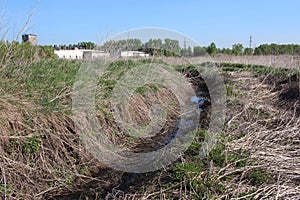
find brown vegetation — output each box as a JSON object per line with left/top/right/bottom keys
{"left": 0, "top": 58, "right": 299, "bottom": 199}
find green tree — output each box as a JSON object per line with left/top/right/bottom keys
{"left": 220, "top": 48, "right": 232, "bottom": 55}
{"left": 78, "top": 42, "right": 96, "bottom": 50}
{"left": 145, "top": 38, "right": 163, "bottom": 49}
{"left": 232, "top": 43, "right": 244, "bottom": 55}
{"left": 145, "top": 39, "right": 163, "bottom": 56}
{"left": 187, "top": 46, "right": 192, "bottom": 57}
{"left": 254, "top": 44, "right": 271, "bottom": 55}
{"left": 207, "top": 42, "right": 217, "bottom": 56}
{"left": 193, "top": 46, "right": 206, "bottom": 56}
{"left": 270, "top": 43, "right": 280, "bottom": 55}
{"left": 163, "top": 38, "right": 180, "bottom": 56}
{"left": 254, "top": 43, "right": 300, "bottom": 55}
{"left": 294, "top": 45, "right": 300, "bottom": 55}
{"left": 244, "top": 47, "right": 253, "bottom": 55}
{"left": 180, "top": 46, "right": 192, "bottom": 57}
{"left": 180, "top": 48, "right": 186, "bottom": 57}
{"left": 126, "top": 39, "right": 143, "bottom": 50}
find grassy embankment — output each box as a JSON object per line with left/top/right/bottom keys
{"left": 0, "top": 58, "right": 299, "bottom": 199}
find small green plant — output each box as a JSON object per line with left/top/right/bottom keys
{"left": 23, "top": 136, "right": 41, "bottom": 155}
{"left": 173, "top": 162, "right": 204, "bottom": 179}
{"left": 192, "top": 176, "right": 226, "bottom": 199}
{"left": 226, "top": 86, "right": 233, "bottom": 96}
{"left": 0, "top": 183, "right": 12, "bottom": 195}
{"left": 209, "top": 142, "right": 226, "bottom": 167}
{"left": 247, "top": 168, "right": 274, "bottom": 186}
{"left": 248, "top": 107, "right": 270, "bottom": 119}
{"left": 171, "top": 161, "right": 225, "bottom": 199}
{"left": 79, "top": 166, "right": 89, "bottom": 176}
{"left": 29, "top": 163, "right": 36, "bottom": 168}
{"left": 65, "top": 173, "right": 75, "bottom": 185}
{"left": 226, "top": 85, "right": 244, "bottom": 98}
{"left": 184, "top": 129, "right": 206, "bottom": 157}
{"left": 135, "top": 85, "right": 159, "bottom": 95}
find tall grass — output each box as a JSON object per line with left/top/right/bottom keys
{"left": 0, "top": 59, "right": 80, "bottom": 112}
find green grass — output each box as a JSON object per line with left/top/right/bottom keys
{"left": 0, "top": 59, "right": 81, "bottom": 112}
{"left": 0, "top": 184, "right": 12, "bottom": 195}
{"left": 246, "top": 168, "right": 274, "bottom": 186}
{"left": 6, "top": 59, "right": 295, "bottom": 115}
{"left": 174, "top": 62, "right": 299, "bottom": 77}
{"left": 160, "top": 129, "right": 252, "bottom": 199}
{"left": 219, "top": 62, "right": 299, "bottom": 77}
{"left": 2, "top": 60, "right": 296, "bottom": 112}
{"left": 173, "top": 62, "right": 216, "bottom": 72}
{"left": 135, "top": 85, "right": 159, "bottom": 95}
{"left": 23, "top": 135, "right": 41, "bottom": 155}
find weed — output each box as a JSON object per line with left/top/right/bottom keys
{"left": 173, "top": 162, "right": 204, "bottom": 180}
{"left": 246, "top": 168, "right": 274, "bottom": 186}
{"left": 23, "top": 136, "right": 41, "bottom": 155}
{"left": 226, "top": 86, "right": 233, "bottom": 96}
{"left": 0, "top": 184, "right": 12, "bottom": 195}
{"left": 171, "top": 161, "right": 225, "bottom": 199}
{"left": 247, "top": 107, "right": 270, "bottom": 119}
{"left": 135, "top": 85, "right": 159, "bottom": 95}
{"left": 79, "top": 167, "right": 89, "bottom": 176}
{"left": 209, "top": 142, "right": 226, "bottom": 167}
{"left": 65, "top": 173, "right": 75, "bottom": 185}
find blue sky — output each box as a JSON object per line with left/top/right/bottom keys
{"left": 3, "top": 0, "right": 300, "bottom": 48}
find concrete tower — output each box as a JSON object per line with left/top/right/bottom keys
{"left": 22, "top": 34, "right": 38, "bottom": 46}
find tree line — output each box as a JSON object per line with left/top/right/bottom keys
{"left": 53, "top": 42, "right": 96, "bottom": 50}
{"left": 99, "top": 38, "right": 183, "bottom": 56}
{"left": 53, "top": 39, "right": 300, "bottom": 57}
{"left": 204, "top": 42, "right": 300, "bottom": 56}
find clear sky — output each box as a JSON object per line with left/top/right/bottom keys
{"left": 2, "top": 0, "right": 300, "bottom": 48}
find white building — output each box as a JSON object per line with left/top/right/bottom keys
{"left": 54, "top": 49, "right": 149, "bottom": 59}
{"left": 54, "top": 49, "right": 83, "bottom": 59}
{"left": 54, "top": 49, "right": 110, "bottom": 59}
{"left": 121, "top": 51, "right": 149, "bottom": 58}
{"left": 83, "top": 50, "right": 110, "bottom": 59}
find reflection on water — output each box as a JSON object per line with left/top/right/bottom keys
{"left": 160, "top": 95, "right": 205, "bottom": 146}
{"left": 190, "top": 95, "right": 205, "bottom": 111}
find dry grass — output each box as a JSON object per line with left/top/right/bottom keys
{"left": 149, "top": 55, "right": 300, "bottom": 70}
{"left": 221, "top": 70, "right": 299, "bottom": 199}
{"left": 0, "top": 94, "right": 123, "bottom": 199}
{"left": 104, "top": 64, "right": 299, "bottom": 200}
{"left": 0, "top": 57, "right": 299, "bottom": 199}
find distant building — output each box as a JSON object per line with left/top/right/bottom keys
{"left": 121, "top": 51, "right": 149, "bottom": 58}
{"left": 83, "top": 50, "right": 110, "bottom": 59}
{"left": 54, "top": 49, "right": 83, "bottom": 59}
{"left": 54, "top": 49, "right": 150, "bottom": 60}
{"left": 22, "top": 34, "right": 38, "bottom": 46}
{"left": 54, "top": 49, "right": 110, "bottom": 60}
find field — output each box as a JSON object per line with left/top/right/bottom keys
{"left": 0, "top": 57, "right": 299, "bottom": 199}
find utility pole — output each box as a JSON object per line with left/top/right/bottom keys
{"left": 249, "top": 35, "right": 253, "bottom": 55}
